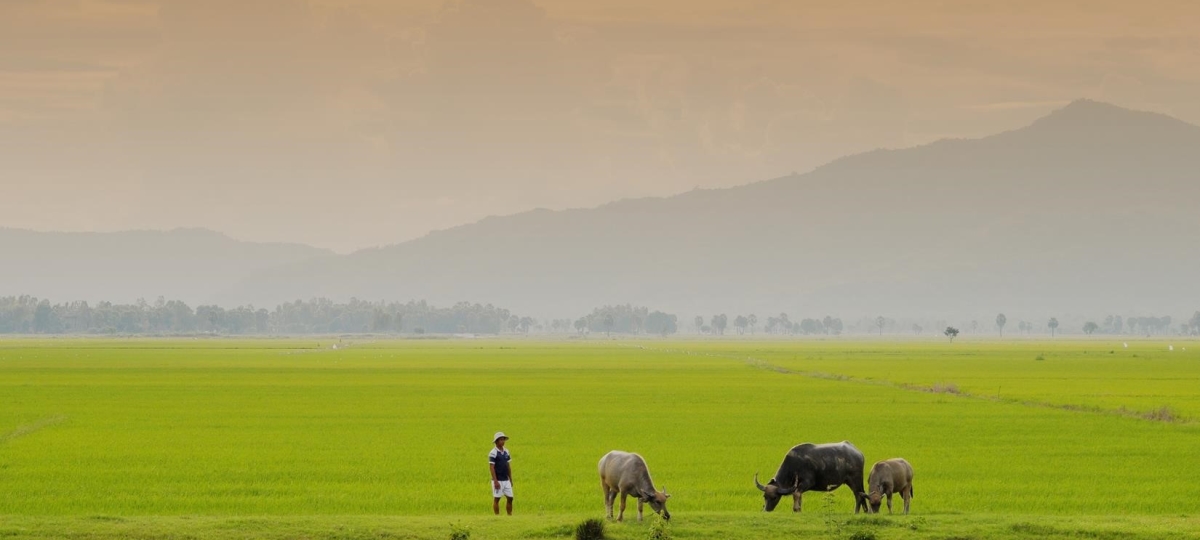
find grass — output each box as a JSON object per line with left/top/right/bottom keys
{"left": 1, "top": 514, "right": 1198, "bottom": 540}
{"left": 1, "top": 338, "right": 1198, "bottom": 539}
{"left": 687, "top": 339, "right": 1200, "bottom": 419}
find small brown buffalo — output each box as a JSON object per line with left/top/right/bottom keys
{"left": 866, "top": 458, "right": 914, "bottom": 514}
{"left": 599, "top": 450, "right": 671, "bottom": 522}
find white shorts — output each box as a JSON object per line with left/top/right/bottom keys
{"left": 491, "top": 480, "right": 514, "bottom": 498}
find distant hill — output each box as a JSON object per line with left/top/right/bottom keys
{"left": 218, "top": 100, "right": 1200, "bottom": 318}
{"left": 0, "top": 228, "right": 332, "bottom": 305}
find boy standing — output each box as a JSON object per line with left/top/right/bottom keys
{"left": 488, "top": 431, "right": 514, "bottom": 515}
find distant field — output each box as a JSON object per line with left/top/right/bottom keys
{"left": 687, "top": 339, "right": 1200, "bottom": 419}
{"left": 1, "top": 338, "right": 1198, "bottom": 539}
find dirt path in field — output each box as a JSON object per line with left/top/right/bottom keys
{"left": 632, "top": 344, "right": 1193, "bottom": 425}
{"left": 0, "top": 415, "right": 67, "bottom": 445}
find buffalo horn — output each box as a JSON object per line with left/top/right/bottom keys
{"left": 754, "top": 473, "right": 766, "bottom": 492}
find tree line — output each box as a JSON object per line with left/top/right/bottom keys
{"left": 566, "top": 304, "right": 679, "bottom": 336}
{"left": 0, "top": 296, "right": 531, "bottom": 335}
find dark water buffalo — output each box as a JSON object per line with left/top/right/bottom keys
{"left": 598, "top": 450, "right": 671, "bottom": 521}
{"left": 867, "top": 458, "right": 914, "bottom": 514}
{"left": 755, "top": 441, "right": 867, "bottom": 513}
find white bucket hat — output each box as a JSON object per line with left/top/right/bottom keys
{"left": 493, "top": 431, "right": 509, "bottom": 442}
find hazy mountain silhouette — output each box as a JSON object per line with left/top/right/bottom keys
{"left": 214, "top": 100, "right": 1198, "bottom": 318}
{"left": 0, "top": 228, "right": 332, "bottom": 305}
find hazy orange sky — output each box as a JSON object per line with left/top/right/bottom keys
{"left": 3, "top": 0, "right": 1198, "bottom": 251}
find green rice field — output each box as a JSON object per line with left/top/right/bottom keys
{"left": 1, "top": 338, "right": 1198, "bottom": 539}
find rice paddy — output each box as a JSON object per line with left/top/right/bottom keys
{"left": 1, "top": 338, "right": 1197, "bottom": 539}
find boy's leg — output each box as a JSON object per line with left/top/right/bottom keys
{"left": 493, "top": 497, "right": 501, "bottom": 515}
{"left": 505, "top": 496, "right": 513, "bottom": 515}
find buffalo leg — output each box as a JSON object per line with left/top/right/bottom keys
{"left": 849, "top": 477, "right": 867, "bottom": 513}
{"left": 604, "top": 489, "right": 616, "bottom": 520}
{"left": 618, "top": 493, "right": 627, "bottom": 522}
{"left": 637, "top": 498, "right": 644, "bottom": 522}
{"left": 886, "top": 491, "right": 894, "bottom": 514}
{"left": 792, "top": 492, "right": 803, "bottom": 512}
{"left": 902, "top": 485, "right": 912, "bottom": 515}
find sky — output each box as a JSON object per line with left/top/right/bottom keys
{"left": 3, "top": 0, "right": 1199, "bottom": 252}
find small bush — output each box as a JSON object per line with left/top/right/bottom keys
{"left": 847, "top": 530, "right": 878, "bottom": 540}
{"left": 1010, "top": 522, "right": 1057, "bottom": 535}
{"left": 575, "top": 518, "right": 605, "bottom": 540}
{"left": 449, "top": 522, "right": 470, "bottom": 540}
{"left": 1144, "top": 406, "right": 1178, "bottom": 422}
{"left": 930, "top": 382, "right": 960, "bottom": 394}
{"left": 646, "top": 515, "right": 671, "bottom": 540}
{"left": 1035, "top": 355, "right": 1045, "bottom": 361}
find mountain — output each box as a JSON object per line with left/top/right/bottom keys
{"left": 216, "top": 100, "right": 1200, "bottom": 318}
{"left": 0, "top": 228, "right": 332, "bottom": 305}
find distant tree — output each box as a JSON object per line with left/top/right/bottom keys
{"left": 970, "top": 320, "right": 979, "bottom": 333}
{"left": 876, "top": 316, "right": 886, "bottom": 336}
{"left": 711, "top": 314, "right": 728, "bottom": 336}
{"left": 603, "top": 313, "right": 615, "bottom": 336}
{"left": 694, "top": 316, "right": 705, "bottom": 335}
{"left": 629, "top": 315, "right": 642, "bottom": 335}
{"left": 825, "top": 317, "right": 844, "bottom": 336}
{"left": 644, "top": 311, "right": 678, "bottom": 336}
{"left": 912, "top": 324, "right": 923, "bottom": 335}
{"left": 1190, "top": 311, "right": 1200, "bottom": 336}
{"left": 1048, "top": 317, "right": 1059, "bottom": 337}
{"left": 734, "top": 315, "right": 748, "bottom": 335}
{"left": 1083, "top": 321, "right": 1099, "bottom": 335}
{"left": 996, "top": 313, "right": 1007, "bottom": 338}
{"left": 944, "top": 327, "right": 960, "bottom": 342}
{"left": 748, "top": 314, "right": 758, "bottom": 335}
{"left": 574, "top": 317, "right": 588, "bottom": 334}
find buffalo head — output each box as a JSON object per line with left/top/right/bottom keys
{"left": 866, "top": 490, "right": 883, "bottom": 513}
{"left": 641, "top": 487, "right": 671, "bottom": 520}
{"left": 755, "top": 473, "right": 795, "bottom": 511}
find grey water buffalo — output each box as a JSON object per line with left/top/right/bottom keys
{"left": 867, "top": 458, "right": 914, "bottom": 514}
{"left": 755, "top": 441, "right": 868, "bottom": 513}
{"left": 598, "top": 450, "right": 671, "bottom": 522}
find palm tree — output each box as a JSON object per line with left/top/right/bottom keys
{"left": 1048, "top": 317, "right": 1059, "bottom": 337}
{"left": 996, "top": 313, "right": 1007, "bottom": 338}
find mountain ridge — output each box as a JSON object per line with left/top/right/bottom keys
{"left": 0, "top": 227, "right": 333, "bottom": 305}
{"left": 218, "top": 100, "right": 1200, "bottom": 317}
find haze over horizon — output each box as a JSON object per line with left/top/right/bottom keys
{"left": 5, "top": 0, "right": 1200, "bottom": 251}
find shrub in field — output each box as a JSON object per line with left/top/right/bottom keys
{"left": 646, "top": 515, "right": 671, "bottom": 540}
{"left": 448, "top": 522, "right": 470, "bottom": 540}
{"left": 846, "top": 530, "right": 878, "bottom": 540}
{"left": 575, "top": 518, "right": 605, "bottom": 540}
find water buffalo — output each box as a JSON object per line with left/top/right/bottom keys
{"left": 867, "top": 458, "right": 913, "bottom": 514}
{"left": 755, "top": 441, "right": 867, "bottom": 513}
{"left": 598, "top": 450, "right": 671, "bottom": 521}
